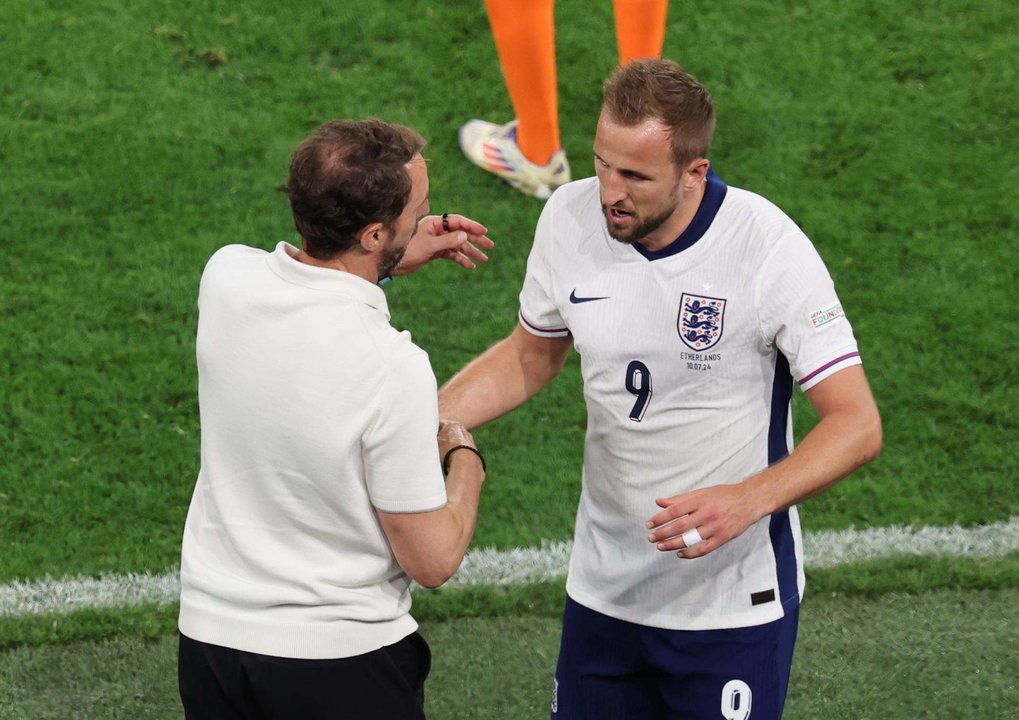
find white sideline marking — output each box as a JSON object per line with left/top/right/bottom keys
{"left": 2, "top": 519, "right": 1016, "bottom": 618}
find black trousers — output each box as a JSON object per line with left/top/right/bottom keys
{"left": 178, "top": 631, "right": 431, "bottom": 720}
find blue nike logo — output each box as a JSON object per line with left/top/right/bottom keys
{"left": 569, "top": 289, "right": 610, "bottom": 304}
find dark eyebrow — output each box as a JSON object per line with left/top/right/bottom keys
{"left": 622, "top": 169, "right": 653, "bottom": 181}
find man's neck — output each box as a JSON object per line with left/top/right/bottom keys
{"left": 296, "top": 248, "right": 378, "bottom": 283}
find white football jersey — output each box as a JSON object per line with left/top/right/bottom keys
{"left": 519, "top": 173, "right": 862, "bottom": 630}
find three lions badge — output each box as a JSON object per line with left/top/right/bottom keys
{"left": 678, "top": 293, "right": 726, "bottom": 351}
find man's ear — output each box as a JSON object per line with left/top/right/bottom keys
{"left": 357, "top": 222, "right": 387, "bottom": 253}
{"left": 683, "top": 158, "right": 710, "bottom": 190}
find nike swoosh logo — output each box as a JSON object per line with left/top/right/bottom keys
{"left": 569, "top": 289, "right": 610, "bottom": 304}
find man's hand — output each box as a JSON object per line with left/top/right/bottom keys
{"left": 646, "top": 366, "right": 882, "bottom": 560}
{"left": 645, "top": 483, "right": 762, "bottom": 559}
{"left": 438, "top": 419, "right": 478, "bottom": 458}
{"left": 394, "top": 214, "right": 494, "bottom": 276}
{"left": 437, "top": 419, "right": 484, "bottom": 477}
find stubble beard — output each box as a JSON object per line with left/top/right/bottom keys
{"left": 602, "top": 181, "right": 684, "bottom": 246}
{"left": 602, "top": 204, "right": 676, "bottom": 246}
{"left": 376, "top": 243, "right": 407, "bottom": 279}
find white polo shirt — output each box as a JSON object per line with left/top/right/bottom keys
{"left": 179, "top": 241, "right": 447, "bottom": 659}
{"left": 519, "top": 174, "right": 862, "bottom": 630}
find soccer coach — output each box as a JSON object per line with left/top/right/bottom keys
{"left": 177, "top": 119, "right": 492, "bottom": 719}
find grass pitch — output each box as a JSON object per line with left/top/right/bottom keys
{"left": 0, "top": 0, "right": 1017, "bottom": 716}
{"left": 1, "top": 590, "right": 1015, "bottom": 719}
{"left": 2, "top": 0, "right": 1016, "bottom": 583}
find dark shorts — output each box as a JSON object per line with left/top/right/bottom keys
{"left": 550, "top": 596, "right": 799, "bottom": 720}
{"left": 178, "top": 631, "right": 431, "bottom": 720}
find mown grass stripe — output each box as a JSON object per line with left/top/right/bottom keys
{"left": 3, "top": 519, "right": 1016, "bottom": 617}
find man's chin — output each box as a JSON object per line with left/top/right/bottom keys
{"left": 607, "top": 227, "right": 638, "bottom": 245}
{"left": 377, "top": 250, "right": 406, "bottom": 279}
{"left": 602, "top": 213, "right": 639, "bottom": 244}
{"left": 603, "top": 207, "right": 675, "bottom": 247}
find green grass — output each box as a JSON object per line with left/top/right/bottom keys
{"left": 2, "top": 589, "right": 1015, "bottom": 719}
{"left": 3, "top": 553, "right": 1016, "bottom": 652}
{"left": 2, "top": 0, "right": 1015, "bottom": 585}
{"left": 0, "top": 0, "right": 1017, "bottom": 715}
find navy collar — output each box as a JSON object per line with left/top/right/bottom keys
{"left": 631, "top": 169, "right": 728, "bottom": 261}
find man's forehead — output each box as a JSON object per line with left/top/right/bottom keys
{"left": 406, "top": 153, "right": 429, "bottom": 203}
{"left": 407, "top": 154, "right": 428, "bottom": 178}
{"left": 594, "top": 114, "right": 674, "bottom": 173}
{"left": 596, "top": 112, "right": 670, "bottom": 143}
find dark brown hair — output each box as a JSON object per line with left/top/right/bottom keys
{"left": 602, "top": 59, "right": 716, "bottom": 170}
{"left": 284, "top": 119, "right": 426, "bottom": 259}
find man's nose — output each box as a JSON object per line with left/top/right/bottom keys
{"left": 600, "top": 172, "right": 627, "bottom": 206}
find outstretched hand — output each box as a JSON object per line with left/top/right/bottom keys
{"left": 393, "top": 214, "right": 494, "bottom": 276}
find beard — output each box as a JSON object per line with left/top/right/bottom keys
{"left": 601, "top": 203, "right": 676, "bottom": 245}
{"left": 376, "top": 242, "right": 407, "bottom": 279}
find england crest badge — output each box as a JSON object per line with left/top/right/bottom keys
{"left": 678, "top": 293, "right": 726, "bottom": 351}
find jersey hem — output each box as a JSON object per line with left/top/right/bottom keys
{"left": 564, "top": 583, "right": 797, "bottom": 632}
{"left": 518, "top": 310, "right": 570, "bottom": 337}
{"left": 178, "top": 604, "right": 418, "bottom": 660}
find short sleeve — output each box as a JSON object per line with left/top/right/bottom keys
{"left": 756, "top": 231, "right": 862, "bottom": 390}
{"left": 518, "top": 195, "right": 570, "bottom": 337}
{"left": 362, "top": 349, "right": 448, "bottom": 513}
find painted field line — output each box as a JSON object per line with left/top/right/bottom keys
{"left": 2, "top": 518, "right": 1016, "bottom": 618}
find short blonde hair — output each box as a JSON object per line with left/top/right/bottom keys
{"left": 602, "top": 59, "right": 716, "bottom": 170}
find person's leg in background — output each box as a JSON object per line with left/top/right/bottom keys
{"left": 459, "top": 0, "right": 670, "bottom": 199}
{"left": 458, "top": 0, "right": 570, "bottom": 199}
{"left": 612, "top": 0, "right": 668, "bottom": 65}
{"left": 486, "top": 0, "right": 560, "bottom": 167}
